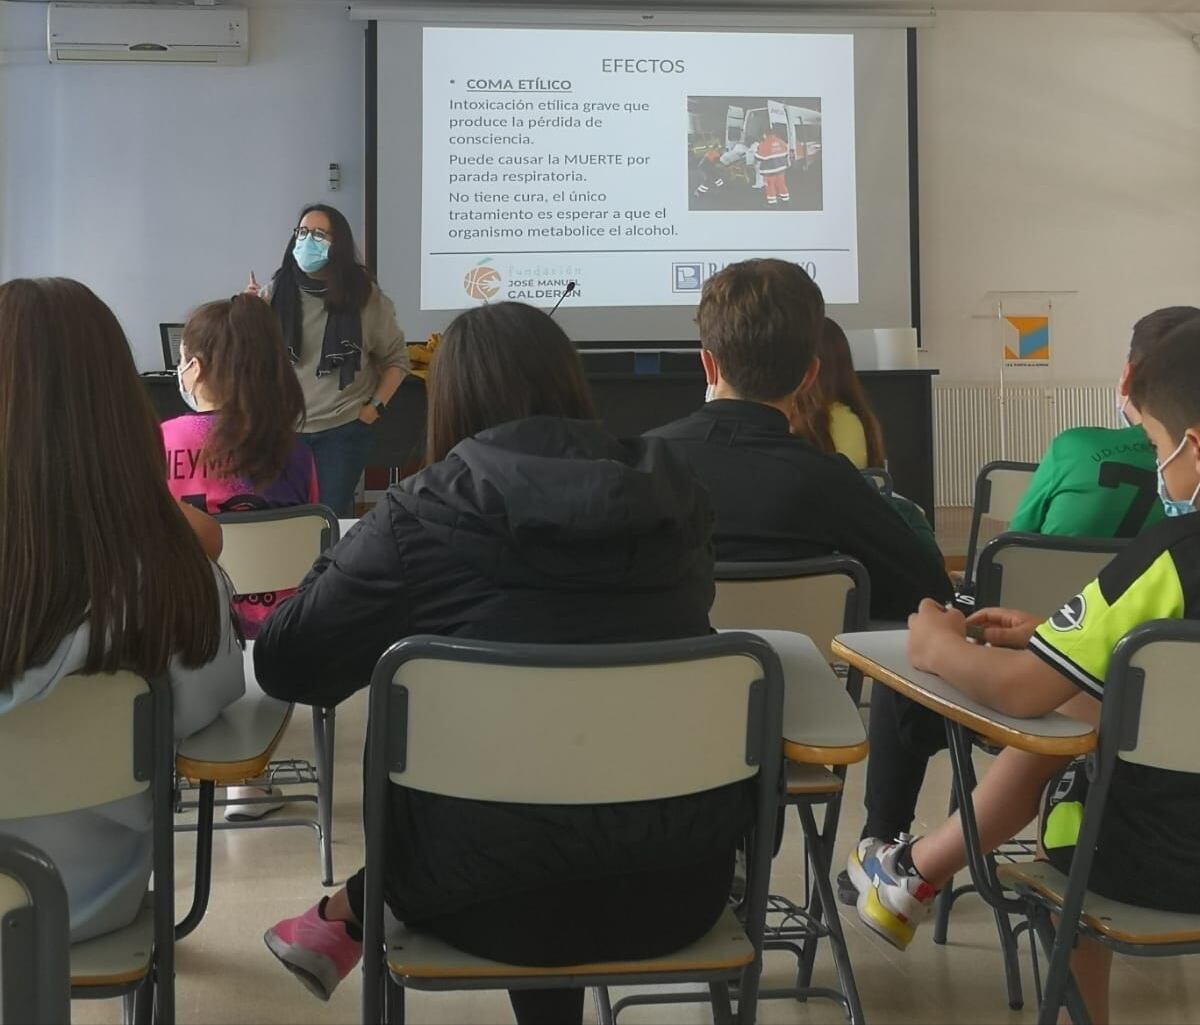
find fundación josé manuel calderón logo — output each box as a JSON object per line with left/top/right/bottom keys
{"left": 463, "top": 258, "right": 502, "bottom": 302}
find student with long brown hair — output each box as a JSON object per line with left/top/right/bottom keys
{"left": 255, "top": 302, "right": 748, "bottom": 1025}
{"left": 0, "top": 277, "right": 243, "bottom": 942}
{"left": 165, "top": 293, "right": 318, "bottom": 639}
{"left": 792, "top": 317, "right": 886, "bottom": 469}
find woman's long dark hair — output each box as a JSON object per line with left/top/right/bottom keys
{"left": 794, "top": 318, "right": 886, "bottom": 467}
{"left": 273, "top": 203, "right": 372, "bottom": 312}
{"left": 0, "top": 278, "right": 222, "bottom": 689}
{"left": 182, "top": 295, "right": 306, "bottom": 485}
{"left": 425, "top": 302, "right": 596, "bottom": 464}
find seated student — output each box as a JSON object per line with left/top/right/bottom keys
{"left": 836, "top": 306, "right": 1200, "bottom": 903}
{"left": 164, "top": 294, "right": 318, "bottom": 821}
{"left": 1009, "top": 306, "right": 1200, "bottom": 539}
{"left": 0, "top": 277, "right": 244, "bottom": 942}
{"left": 253, "top": 302, "right": 748, "bottom": 1025}
{"left": 164, "top": 294, "right": 318, "bottom": 638}
{"left": 850, "top": 319, "right": 1200, "bottom": 1024}
{"left": 792, "top": 316, "right": 886, "bottom": 471}
{"left": 647, "top": 258, "right": 952, "bottom": 623}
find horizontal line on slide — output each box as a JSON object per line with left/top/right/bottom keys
{"left": 430, "top": 248, "right": 852, "bottom": 255}
{"left": 464, "top": 89, "right": 574, "bottom": 94}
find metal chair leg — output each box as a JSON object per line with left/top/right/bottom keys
{"left": 175, "top": 780, "right": 215, "bottom": 939}
{"left": 799, "top": 804, "right": 865, "bottom": 1025}
{"left": 384, "top": 973, "right": 405, "bottom": 1025}
{"left": 311, "top": 706, "right": 336, "bottom": 885}
{"left": 710, "top": 980, "right": 735, "bottom": 1025}
{"left": 593, "top": 985, "right": 615, "bottom": 1025}
{"left": 994, "top": 900, "right": 1025, "bottom": 1010}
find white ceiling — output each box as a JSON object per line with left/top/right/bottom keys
{"left": 7, "top": 0, "right": 1199, "bottom": 10}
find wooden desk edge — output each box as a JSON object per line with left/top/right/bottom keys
{"left": 176, "top": 705, "right": 295, "bottom": 784}
{"left": 784, "top": 737, "right": 868, "bottom": 766}
{"left": 831, "top": 640, "right": 1096, "bottom": 758}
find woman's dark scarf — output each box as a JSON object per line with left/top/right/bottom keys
{"left": 270, "top": 265, "right": 363, "bottom": 390}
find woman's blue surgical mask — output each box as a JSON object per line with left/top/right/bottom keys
{"left": 1155, "top": 436, "right": 1200, "bottom": 517}
{"left": 176, "top": 357, "right": 200, "bottom": 412}
{"left": 293, "top": 235, "right": 331, "bottom": 275}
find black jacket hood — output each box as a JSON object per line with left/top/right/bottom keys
{"left": 394, "top": 416, "right": 714, "bottom": 590}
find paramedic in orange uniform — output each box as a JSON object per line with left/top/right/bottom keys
{"left": 752, "top": 127, "right": 791, "bottom": 207}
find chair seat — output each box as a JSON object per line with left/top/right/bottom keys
{"left": 784, "top": 762, "right": 843, "bottom": 796}
{"left": 998, "top": 862, "right": 1200, "bottom": 946}
{"left": 386, "top": 905, "right": 752, "bottom": 983}
{"left": 70, "top": 899, "right": 154, "bottom": 988}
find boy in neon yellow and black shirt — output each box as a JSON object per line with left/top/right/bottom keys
{"left": 847, "top": 314, "right": 1200, "bottom": 1022}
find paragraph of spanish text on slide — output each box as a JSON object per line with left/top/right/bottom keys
{"left": 419, "top": 27, "right": 860, "bottom": 309}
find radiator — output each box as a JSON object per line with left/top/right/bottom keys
{"left": 933, "top": 383, "right": 1115, "bottom": 506}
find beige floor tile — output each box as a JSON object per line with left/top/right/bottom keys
{"left": 71, "top": 688, "right": 1200, "bottom": 1024}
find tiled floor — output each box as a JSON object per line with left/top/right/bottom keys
{"left": 72, "top": 684, "right": 1200, "bottom": 1025}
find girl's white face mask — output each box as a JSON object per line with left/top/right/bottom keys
{"left": 177, "top": 356, "right": 200, "bottom": 412}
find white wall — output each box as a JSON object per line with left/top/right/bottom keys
{"left": 3, "top": 5, "right": 1199, "bottom": 381}
{"left": 917, "top": 11, "right": 1200, "bottom": 383}
{"left": 0, "top": 0, "right": 366, "bottom": 370}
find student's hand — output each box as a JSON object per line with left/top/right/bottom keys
{"left": 244, "top": 270, "right": 261, "bottom": 296}
{"left": 966, "top": 607, "right": 1041, "bottom": 649}
{"left": 906, "top": 598, "right": 966, "bottom": 674}
{"left": 178, "top": 501, "right": 222, "bottom": 560}
{"left": 358, "top": 403, "right": 380, "bottom": 426}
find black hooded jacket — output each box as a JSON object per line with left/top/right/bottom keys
{"left": 255, "top": 416, "right": 752, "bottom": 920}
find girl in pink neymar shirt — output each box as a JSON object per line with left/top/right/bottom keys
{"left": 162, "top": 295, "right": 317, "bottom": 818}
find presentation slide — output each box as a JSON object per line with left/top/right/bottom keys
{"left": 419, "top": 27, "right": 858, "bottom": 311}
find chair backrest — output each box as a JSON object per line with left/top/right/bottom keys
{"left": 215, "top": 505, "right": 340, "bottom": 595}
{"left": 1106, "top": 621, "right": 1200, "bottom": 775}
{"left": 0, "top": 672, "right": 154, "bottom": 819}
{"left": 359, "top": 633, "right": 785, "bottom": 1022}
{"left": 861, "top": 467, "right": 894, "bottom": 496}
{"left": 373, "top": 634, "right": 783, "bottom": 805}
{"left": 963, "top": 460, "right": 1038, "bottom": 586}
{"left": 974, "top": 533, "right": 1128, "bottom": 621}
{"left": 712, "top": 557, "right": 871, "bottom": 664}
{"left": 0, "top": 836, "right": 70, "bottom": 1025}
{"left": 0, "top": 672, "right": 175, "bottom": 1020}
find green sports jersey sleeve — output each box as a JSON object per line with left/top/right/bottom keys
{"left": 1029, "top": 548, "right": 1185, "bottom": 697}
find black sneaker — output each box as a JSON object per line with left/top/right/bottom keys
{"left": 836, "top": 869, "right": 857, "bottom": 907}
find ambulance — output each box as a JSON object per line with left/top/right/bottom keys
{"left": 725, "top": 101, "right": 822, "bottom": 169}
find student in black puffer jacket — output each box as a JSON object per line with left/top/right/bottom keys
{"left": 256, "top": 301, "right": 750, "bottom": 1025}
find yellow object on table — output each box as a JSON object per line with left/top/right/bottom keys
{"left": 406, "top": 333, "right": 440, "bottom": 382}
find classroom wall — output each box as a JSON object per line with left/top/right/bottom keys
{"left": 916, "top": 11, "right": 1200, "bottom": 383}
{"left": 0, "top": 0, "right": 366, "bottom": 370}
{"left": 3, "top": 4, "right": 1199, "bottom": 380}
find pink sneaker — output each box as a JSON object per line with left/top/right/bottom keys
{"left": 264, "top": 898, "right": 363, "bottom": 1000}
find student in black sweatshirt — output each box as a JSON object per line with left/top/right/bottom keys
{"left": 648, "top": 259, "right": 954, "bottom": 881}
{"left": 255, "top": 302, "right": 749, "bottom": 1025}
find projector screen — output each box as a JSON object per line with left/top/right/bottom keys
{"left": 373, "top": 16, "right": 916, "bottom": 343}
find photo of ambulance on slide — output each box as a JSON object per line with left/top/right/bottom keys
{"left": 688, "top": 95, "right": 823, "bottom": 212}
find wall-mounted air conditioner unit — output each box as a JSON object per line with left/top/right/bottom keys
{"left": 47, "top": 3, "right": 248, "bottom": 65}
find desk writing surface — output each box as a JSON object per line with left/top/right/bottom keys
{"left": 722, "top": 629, "right": 866, "bottom": 763}
{"left": 176, "top": 645, "right": 292, "bottom": 779}
{"left": 832, "top": 630, "right": 1095, "bottom": 756}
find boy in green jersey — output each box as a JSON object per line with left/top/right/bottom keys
{"left": 850, "top": 317, "right": 1200, "bottom": 1023}
{"left": 1009, "top": 306, "right": 1200, "bottom": 538}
